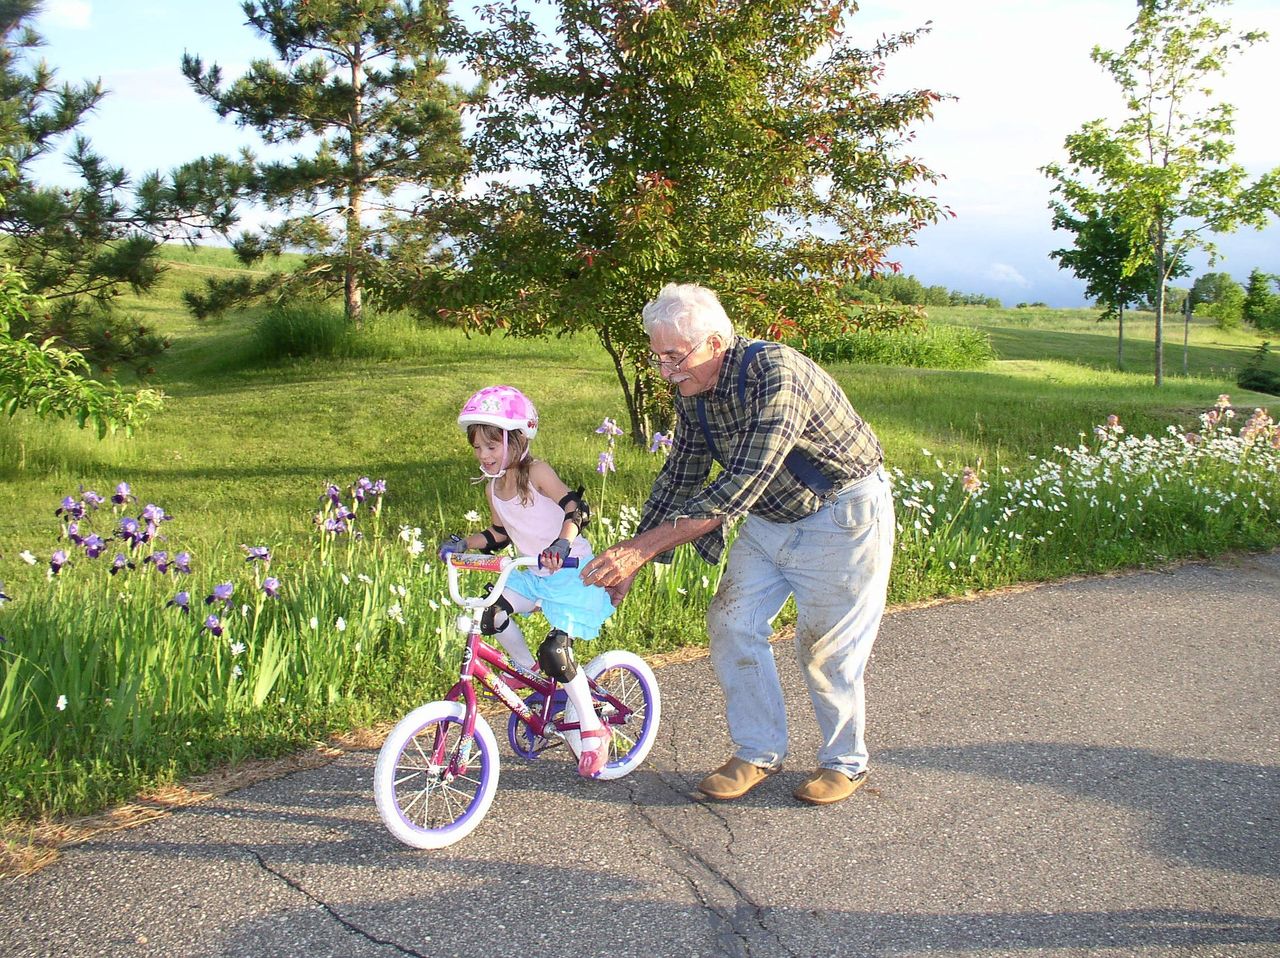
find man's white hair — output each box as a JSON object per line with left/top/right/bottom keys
{"left": 642, "top": 283, "right": 735, "bottom": 341}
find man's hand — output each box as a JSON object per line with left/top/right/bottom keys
{"left": 581, "top": 539, "right": 651, "bottom": 589}
{"left": 604, "top": 573, "right": 637, "bottom": 607}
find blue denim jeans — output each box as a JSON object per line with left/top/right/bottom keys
{"left": 705, "top": 468, "right": 894, "bottom": 777}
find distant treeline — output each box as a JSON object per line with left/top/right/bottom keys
{"left": 842, "top": 274, "right": 1002, "bottom": 309}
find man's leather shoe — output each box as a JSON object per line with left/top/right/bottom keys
{"left": 793, "top": 768, "right": 867, "bottom": 805}
{"left": 697, "top": 757, "right": 778, "bottom": 800}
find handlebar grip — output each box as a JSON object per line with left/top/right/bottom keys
{"left": 537, "top": 555, "right": 579, "bottom": 569}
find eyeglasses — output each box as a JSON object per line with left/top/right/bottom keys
{"left": 648, "top": 337, "right": 709, "bottom": 371}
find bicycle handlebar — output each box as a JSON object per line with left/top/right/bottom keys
{"left": 445, "top": 553, "right": 578, "bottom": 610}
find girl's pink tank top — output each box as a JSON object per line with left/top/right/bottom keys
{"left": 489, "top": 482, "right": 590, "bottom": 572}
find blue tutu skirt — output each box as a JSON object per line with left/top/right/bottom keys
{"left": 506, "top": 565, "right": 616, "bottom": 640}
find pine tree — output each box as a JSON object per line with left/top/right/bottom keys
{"left": 182, "top": 0, "right": 473, "bottom": 326}
{"left": 0, "top": 0, "right": 236, "bottom": 371}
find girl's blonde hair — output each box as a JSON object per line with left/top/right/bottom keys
{"left": 467, "top": 423, "right": 534, "bottom": 504}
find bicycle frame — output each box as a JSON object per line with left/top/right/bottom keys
{"left": 437, "top": 553, "right": 635, "bottom": 771}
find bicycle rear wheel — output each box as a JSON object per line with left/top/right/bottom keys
{"left": 374, "top": 701, "right": 500, "bottom": 849}
{"left": 564, "top": 650, "right": 661, "bottom": 781}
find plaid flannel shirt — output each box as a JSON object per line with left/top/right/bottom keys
{"left": 638, "top": 336, "right": 883, "bottom": 564}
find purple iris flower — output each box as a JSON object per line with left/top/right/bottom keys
{"left": 262, "top": 577, "right": 280, "bottom": 598}
{"left": 117, "top": 517, "right": 143, "bottom": 548}
{"left": 203, "top": 614, "right": 223, "bottom": 637}
{"left": 352, "top": 477, "right": 373, "bottom": 503}
{"left": 324, "top": 517, "right": 349, "bottom": 535}
{"left": 174, "top": 552, "right": 192, "bottom": 574}
{"left": 55, "top": 496, "right": 85, "bottom": 520}
{"left": 49, "top": 550, "right": 68, "bottom": 575}
{"left": 166, "top": 591, "right": 191, "bottom": 614}
{"left": 65, "top": 521, "right": 84, "bottom": 545}
{"left": 595, "top": 418, "right": 624, "bottom": 437}
{"left": 111, "top": 482, "right": 133, "bottom": 506}
{"left": 324, "top": 484, "right": 342, "bottom": 507}
{"left": 206, "top": 583, "right": 234, "bottom": 608}
{"left": 334, "top": 504, "right": 354, "bottom": 522}
{"left": 243, "top": 546, "right": 271, "bottom": 565}
{"left": 371, "top": 479, "right": 386, "bottom": 496}
{"left": 144, "top": 551, "right": 170, "bottom": 574}
{"left": 80, "top": 488, "right": 105, "bottom": 509}
{"left": 82, "top": 534, "right": 107, "bottom": 558}
{"left": 597, "top": 450, "right": 616, "bottom": 474}
{"left": 649, "top": 431, "right": 673, "bottom": 453}
{"left": 141, "top": 503, "right": 170, "bottom": 525}
{"left": 109, "top": 553, "right": 135, "bottom": 575}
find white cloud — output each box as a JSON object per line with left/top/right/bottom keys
{"left": 986, "top": 263, "right": 1030, "bottom": 288}
{"left": 43, "top": 0, "right": 92, "bottom": 29}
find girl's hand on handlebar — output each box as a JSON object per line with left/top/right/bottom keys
{"left": 539, "top": 537, "right": 571, "bottom": 572}
{"left": 438, "top": 533, "right": 466, "bottom": 563}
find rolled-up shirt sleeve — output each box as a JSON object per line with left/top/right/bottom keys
{"left": 638, "top": 405, "right": 714, "bottom": 562}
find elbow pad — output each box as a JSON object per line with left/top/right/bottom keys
{"left": 478, "top": 525, "right": 509, "bottom": 554}
{"left": 558, "top": 487, "right": 590, "bottom": 531}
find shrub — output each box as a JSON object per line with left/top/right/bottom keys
{"left": 1237, "top": 342, "right": 1280, "bottom": 396}
{"left": 799, "top": 324, "right": 995, "bottom": 369}
{"left": 254, "top": 302, "right": 351, "bottom": 360}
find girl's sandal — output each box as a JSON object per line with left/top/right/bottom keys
{"left": 577, "top": 726, "right": 613, "bottom": 778}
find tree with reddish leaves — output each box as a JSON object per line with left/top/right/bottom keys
{"left": 430, "top": 0, "right": 949, "bottom": 443}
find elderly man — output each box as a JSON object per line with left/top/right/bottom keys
{"left": 581, "top": 282, "right": 894, "bottom": 805}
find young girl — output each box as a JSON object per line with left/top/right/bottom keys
{"left": 438, "top": 385, "right": 617, "bottom": 777}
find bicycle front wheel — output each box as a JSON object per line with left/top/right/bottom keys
{"left": 374, "top": 701, "right": 500, "bottom": 849}
{"left": 565, "top": 650, "right": 661, "bottom": 781}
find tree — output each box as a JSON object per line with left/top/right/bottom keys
{"left": 1048, "top": 204, "right": 1165, "bottom": 370}
{"left": 1189, "top": 270, "right": 1241, "bottom": 309}
{"left": 182, "top": 0, "right": 473, "bottom": 326}
{"left": 1243, "top": 267, "right": 1280, "bottom": 329}
{"left": 0, "top": 147, "right": 163, "bottom": 436}
{"left": 1198, "top": 274, "right": 1245, "bottom": 328}
{"left": 0, "top": 0, "right": 241, "bottom": 371}
{"left": 431, "top": 0, "right": 948, "bottom": 442}
{"left": 1043, "top": 0, "right": 1280, "bottom": 386}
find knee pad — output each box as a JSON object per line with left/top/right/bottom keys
{"left": 479, "top": 587, "right": 514, "bottom": 636}
{"left": 536, "top": 629, "right": 578, "bottom": 682}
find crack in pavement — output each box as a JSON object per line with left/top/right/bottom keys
{"left": 622, "top": 769, "right": 801, "bottom": 958}
{"left": 248, "top": 849, "right": 428, "bottom": 958}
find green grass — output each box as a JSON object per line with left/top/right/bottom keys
{"left": 2, "top": 248, "right": 1279, "bottom": 824}
{"left": 928, "top": 303, "right": 1279, "bottom": 380}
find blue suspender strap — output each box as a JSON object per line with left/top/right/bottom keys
{"left": 695, "top": 340, "right": 836, "bottom": 497}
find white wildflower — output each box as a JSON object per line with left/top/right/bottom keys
{"left": 56, "top": 694, "right": 67, "bottom": 711}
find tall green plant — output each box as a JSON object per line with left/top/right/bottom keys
{"left": 437, "top": 0, "right": 948, "bottom": 443}
{"left": 1043, "top": 0, "right": 1280, "bottom": 387}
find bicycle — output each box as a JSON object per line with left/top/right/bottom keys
{"left": 374, "top": 552, "right": 661, "bottom": 849}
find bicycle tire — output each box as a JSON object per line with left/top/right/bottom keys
{"left": 374, "top": 701, "right": 500, "bottom": 849}
{"left": 564, "top": 650, "right": 661, "bottom": 781}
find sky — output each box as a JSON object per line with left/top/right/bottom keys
{"left": 24, "top": 0, "right": 1280, "bottom": 308}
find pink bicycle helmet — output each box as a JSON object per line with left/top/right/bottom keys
{"left": 457, "top": 386, "right": 539, "bottom": 439}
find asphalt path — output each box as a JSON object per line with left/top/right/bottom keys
{"left": 2, "top": 551, "right": 1279, "bottom": 958}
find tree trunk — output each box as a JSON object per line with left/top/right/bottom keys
{"left": 598, "top": 327, "right": 651, "bottom": 447}
{"left": 1153, "top": 225, "right": 1165, "bottom": 387}
{"left": 1183, "top": 292, "right": 1190, "bottom": 376}
{"left": 345, "top": 46, "right": 365, "bottom": 329}
{"left": 1117, "top": 302, "right": 1125, "bottom": 370}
